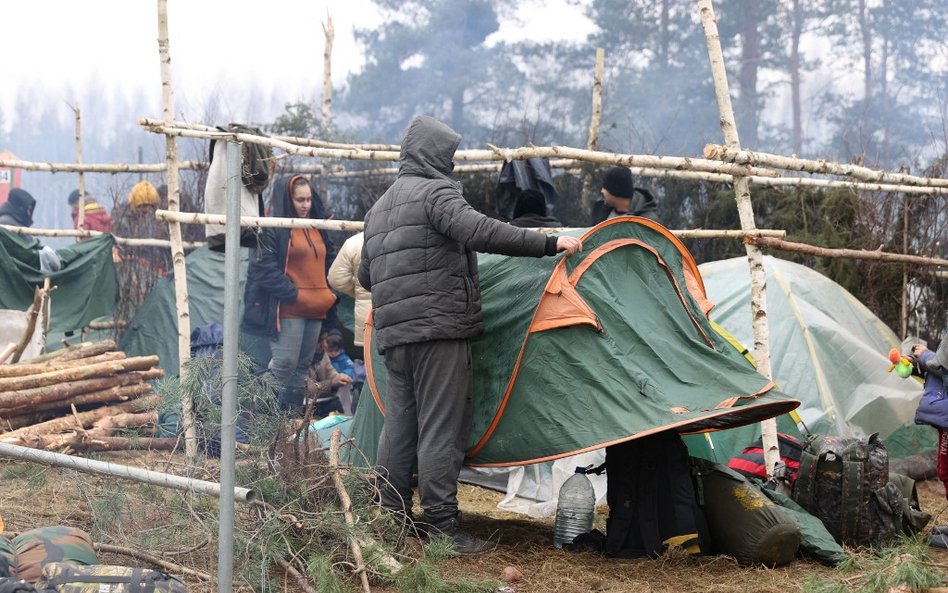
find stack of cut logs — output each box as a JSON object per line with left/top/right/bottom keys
{"left": 0, "top": 340, "right": 174, "bottom": 452}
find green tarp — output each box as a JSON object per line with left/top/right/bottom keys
{"left": 353, "top": 219, "right": 800, "bottom": 467}
{"left": 699, "top": 256, "right": 935, "bottom": 458}
{"left": 120, "top": 246, "right": 248, "bottom": 377}
{"left": 0, "top": 228, "right": 117, "bottom": 345}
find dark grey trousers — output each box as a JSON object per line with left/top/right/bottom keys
{"left": 376, "top": 339, "right": 473, "bottom": 526}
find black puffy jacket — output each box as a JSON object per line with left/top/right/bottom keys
{"left": 242, "top": 175, "right": 336, "bottom": 338}
{"left": 359, "top": 116, "right": 558, "bottom": 353}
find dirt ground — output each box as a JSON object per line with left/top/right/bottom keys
{"left": 2, "top": 450, "right": 948, "bottom": 593}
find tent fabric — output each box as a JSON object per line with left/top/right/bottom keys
{"left": 699, "top": 256, "right": 935, "bottom": 458}
{"left": 0, "top": 227, "right": 117, "bottom": 343}
{"left": 120, "top": 246, "right": 249, "bottom": 377}
{"left": 353, "top": 218, "right": 800, "bottom": 467}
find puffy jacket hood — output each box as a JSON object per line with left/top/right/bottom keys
{"left": 270, "top": 175, "right": 325, "bottom": 220}
{"left": 399, "top": 116, "right": 461, "bottom": 182}
{"left": 0, "top": 188, "right": 36, "bottom": 227}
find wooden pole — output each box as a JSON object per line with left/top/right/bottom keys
{"left": 704, "top": 144, "right": 948, "bottom": 188}
{"left": 901, "top": 194, "right": 909, "bottom": 338}
{"left": 322, "top": 13, "right": 334, "bottom": 133}
{"left": 0, "top": 159, "right": 205, "bottom": 173}
{"left": 748, "top": 236, "right": 948, "bottom": 267}
{"left": 72, "top": 104, "right": 86, "bottom": 231}
{"left": 157, "top": 0, "right": 197, "bottom": 460}
{"left": 0, "top": 223, "right": 204, "bottom": 248}
{"left": 698, "top": 0, "right": 779, "bottom": 476}
{"left": 140, "top": 120, "right": 781, "bottom": 177}
{"left": 581, "top": 48, "right": 605, "bottom": 217}
{"left": 10, "top": 287, "right": 42, "bottom": 364}
{"left": 319, "top": 12, "right": 335, "bottom": 210}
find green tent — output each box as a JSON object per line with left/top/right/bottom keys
{"left": 699, "top": 256, "right": 935, "bottom": 458}
{"left": 0, "top": 228, "right": 117, "bottom": 346}
{"left": 352, "top": 219, "right": 800, "bottom": 467}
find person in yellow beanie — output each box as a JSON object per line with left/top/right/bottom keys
{"left": 129, "top": 180, "right": 159, "bottom": 210}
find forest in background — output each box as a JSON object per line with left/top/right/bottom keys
{"left": 0, "top": 0, "right": 944, "bottom": 343}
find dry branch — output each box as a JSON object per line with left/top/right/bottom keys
{"left": 94, "top": 542, "right": 211, "bottom": 581}
{"left": 748, "top": 236, "right": 948, "bottom": 266}
{"left": 330, "top": 430, "right": 371, "bottom": 593}
{"left": 12, "top": 433, "right": 179, "bottom": 452}
{"left": 704, "top": 144, "right": 948, "bottom": 188}
{"left": 10, "top": 287, "right": 43, "bottom": 364}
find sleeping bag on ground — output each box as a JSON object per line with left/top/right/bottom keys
{"left": 693, "top": 459, "right": 801, "bottom": 566}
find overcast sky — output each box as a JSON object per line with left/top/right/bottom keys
{"left": 2, "top": 0, "right": 594, "bottom": 126}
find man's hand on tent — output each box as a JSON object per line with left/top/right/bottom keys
{"left": 556, "top": 236, "right": 583, "bottom": 256}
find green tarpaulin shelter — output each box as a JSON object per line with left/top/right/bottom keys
{"left": 0, "top": 228, "right": 117, "bottom": 346}
{"left": 351, "top": 219, "right": 800, "bottom": 467}
{"left": 699, "top": 256, "right": 935, "bottom": 458}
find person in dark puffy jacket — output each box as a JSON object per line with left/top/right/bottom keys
{"left": 358, "top": 115, "right": 582, "bottom": 555}
{"left": 912, "top": 338, "right": 948, "bottom": 500}
{"left": 0, "top": 188, "right": 37, "bottom": 244}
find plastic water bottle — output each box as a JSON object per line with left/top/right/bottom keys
{"left": 553, "top": 467, "right": 595, "bottom": 548}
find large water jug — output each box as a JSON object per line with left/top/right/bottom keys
{"left": 553, "top": 467, "right": 595, "bottom": 548}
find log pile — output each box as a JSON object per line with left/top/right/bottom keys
{"left": 0, "top": 340, "right": 173, "bottom": 452}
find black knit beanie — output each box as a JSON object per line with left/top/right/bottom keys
{"left": 601, "top": 167, "right": 634, "bottom": 199}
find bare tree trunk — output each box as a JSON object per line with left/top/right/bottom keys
{"left": 581, "top": 48, "right": 605, "bottom": 217}
{"left": 790, "top": 0, "right": 803, "bottom": 155}
{"left": 857, "top": 0, "right": 872, "bottom": 101}
{"left": 698, "top": 0, "right": 779, "bottom": 476}
{"left": 738, "top": 0, "right": 761, "bottom": 148}
{"left": 10, "top": 286, "right": 42, "bottom": 364}
{"left": 660, "top": 0, "right": 670, "bottom": 69}
{"left": 157, "top": 0, "right": 197, "bottom": 460}
{"left": 0, "top": 352, "right": 126, "bottom": 378}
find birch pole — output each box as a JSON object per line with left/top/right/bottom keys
{"left": 157, "top": 0, "right": 197, "bottom": 460}
{"left": 319, "top": 13, "right": 334, "bottom": 210}
{"left": 698, "top": 0, "right": 779, "bottom": 475}
{"left": 580, "top": 48, "right": 605, "bottom": 216}
{"left": 72, "top": 104, "right": 86, "bottom": 230}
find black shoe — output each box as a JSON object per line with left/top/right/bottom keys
{"left": 932, "top": 525, "right": 948, "bottom": 537}
{"left": 450, "top": 529, "right": 497, "bottom": 556}
{"left": 928, "top": 533, "right": 948, "bottom": 549}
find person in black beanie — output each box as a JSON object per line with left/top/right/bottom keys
{"left": 591, "top": 166, "right": 660, "bottom": 225}
{"left": 0, "top": 188, "right": 38, "bottom": 243}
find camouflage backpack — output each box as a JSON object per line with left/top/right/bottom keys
{"left": 35, "top": 563, "right": 186, "bottom": 593}
{"left": 791, "top": 433, "right": 905, "bottom": 547}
